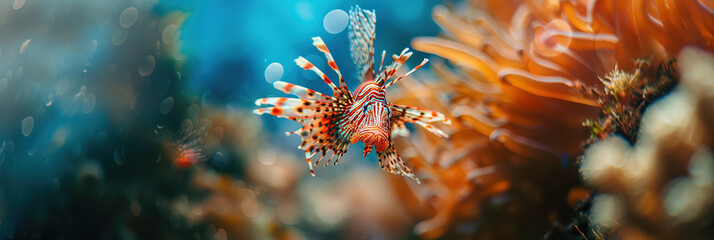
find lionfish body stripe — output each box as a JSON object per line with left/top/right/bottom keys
{"left": 254, "top": 5, "right": 451, "bottom": 183}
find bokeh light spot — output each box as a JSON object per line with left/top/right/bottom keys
{"left": 323, "top": 9, "right": 348, "bottom": 34}
{"left": 12, "top": 0, "right": 25, "bottom": 10}
{"left": 112, "top": 29, "right": 128, "bottom": 46}
{"left": 21, "top": 116, "right": 33, "bottom": 137}
{"left": 159, "top": 97, "right": 174, "bottom": 114}
{"left": 119, "top": 7, "right": 139, "bottom": 28}
{"left": 162, "top": 24, "right": 179, "bottom": 44}
{"left": 264, "top": 62, "right": 283, "bottom": 83}
{"left": 138, "top": 55, "right": 156, "bottom": 77}
{"left": 19, "top": 39, "right": 31, "bottom": 54}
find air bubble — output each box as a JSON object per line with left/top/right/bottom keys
{"left": 162, "top": 24, "right": 179, "bottom": 44}
{"left": 21, "top": 116, "right": 34, "bottom": 137}
{"left": 12, "top": 0, "right": 25, "bottom": 10}
{"left": 323, "top": 9, "right": 349, "bottom": 34}
{"left": 138, "top": 55, "right": 155, "bottom": 77}
{"left": 119, "top": 7, "right": 139, "bottom": 28}
{"left": 112, "top": 29, "right": 129, "bottom": 46}
{"left": 114, "top": 147, "right": 126, "bottom": 166}
{"left": 264, "top": 62, "right": 283, "bottom": 83}
{"left": 159, "top": 97, "right": 174, "bottom": 114}
{"left": 19, "top": 39, "right": 31, "bottom": 54}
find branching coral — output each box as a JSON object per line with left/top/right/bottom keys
{"left": 581, "top": 47, "right": 714, "bottom": 240}
{"left": 388, "top": 0, "right": 714, "bottom": 239}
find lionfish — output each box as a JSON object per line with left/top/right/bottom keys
{"left": 254, "top": 6, "right": 450, "bottom": 183}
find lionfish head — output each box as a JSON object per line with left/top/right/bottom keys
{"left": 350, "top": 101, "right": 391, "bottom": 151}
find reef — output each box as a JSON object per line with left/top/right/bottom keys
{"left": 581, "top": 47, "right": 714, "bottom": 240}
{"left": 388, "top": 0, "right": 714, "bottom": 239}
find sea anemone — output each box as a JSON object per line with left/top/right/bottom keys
{"left": 387, "top": 0, "right": 714, "bottom": 238}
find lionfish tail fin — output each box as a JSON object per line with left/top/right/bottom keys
{"left": 348, "top": 5, "right": 376, "bottom": 82}
{"left": 377, "top": 145, "right": 421, "bottom": 184}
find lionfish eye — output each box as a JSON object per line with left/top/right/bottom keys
{"left": 362, "top": 104, "right": 369, "bottom": 114}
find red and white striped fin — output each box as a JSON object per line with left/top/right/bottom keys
{"left": 312, "top": 37, "right": 348, "bottom": 92}
{"left": 383, "top": 58, "right": 429, "bottom": 89}
{"left": 253, "top": 105, "right": 338, "bottom": 119}
{"left": 376, "top": 48, "right": 412, "bottom": 85}
{"left": 377, "top": 145, "right": 420, "bottom": 184}
{"left": 272, "top": 81, "right": 332, "bottom": 102}
{"left": 256, "top": 97, "right": 311, "bottom": 107}
{"left": 349, "top": 5, "right": 376, "bottom": 81}
{"left": 376, "top": 50, "right": 386, "bottom": 76}
{"left": 389, "top": 104, "right": 450, "bottom": 139}
{"left": 390, "top": 104, "right": 451, "bottom": 124}
{"left": 295, "top": 56, "right": 341, "bottom": 95}
{"left": 305, "top": 151, "right": 315, "bottom": 176}
{"left": 413, "top": 121, "right": 448, "bottom": 138}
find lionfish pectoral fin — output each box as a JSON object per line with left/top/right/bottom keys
{"left": 414, "top": 121, "right": 449, "bottom": 138}
{"left": 311, "top": 37, "right": 351, "bottom": 97}
{"left": 272, "top": 81, "right": 332, "bottom": 102}
{"left": 377, "top": 144, "right": 420, "bottom": 184}
{"left": 389, "top": 104, "right": 451, "bottom": 138}
{"left": 305, "top": 151, "right": 316, "bottom": 177}
{"left": 391, "top": 122, "right": 410, "bottom": 138}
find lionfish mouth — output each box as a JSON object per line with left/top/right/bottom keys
{"left": 350, "top": 126, "right": 389, "bottom": 151}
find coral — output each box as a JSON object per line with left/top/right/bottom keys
{"left": 581, "top": 58, "right": 678, "bottom": 144}
{"left": 388, "top": 0, "right": 714, "bottom": 238}
{"left": 581, "top": 47, "right": 714, "bottom": 240}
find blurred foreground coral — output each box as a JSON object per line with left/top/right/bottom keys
{"left": 581, "top": 47, "right": 714, "bottom": 240}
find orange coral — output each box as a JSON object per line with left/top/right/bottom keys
{"left": 389, "top": 0, "right": 714, "bottom": 239}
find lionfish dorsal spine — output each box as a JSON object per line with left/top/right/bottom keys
{"left": 349, "top": 5, "right": 377, "bottom": 82}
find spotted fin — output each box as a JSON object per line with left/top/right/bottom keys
{"left": 390, "top": 104, "right": 451, "bottom": 124}
{"left": 256, "top": 38, "right": 357, "bottom": 177}
{"left": 272, "top": 81, "right": 332, "bottom": 102}
{"left": 377, "top": 144, "right": 420, "bottom": 184}
{"left": 390, "top": 103, "right": 450, "bottom": 138}
{"left": 254, "top": 97, "right": 341, "bottom": 119}
{"left": 349, "top": 5, "right": 376, "bottom": 82}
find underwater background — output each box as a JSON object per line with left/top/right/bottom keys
{"left": 1, "top": 0, "right": 714, "bottom": 239}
